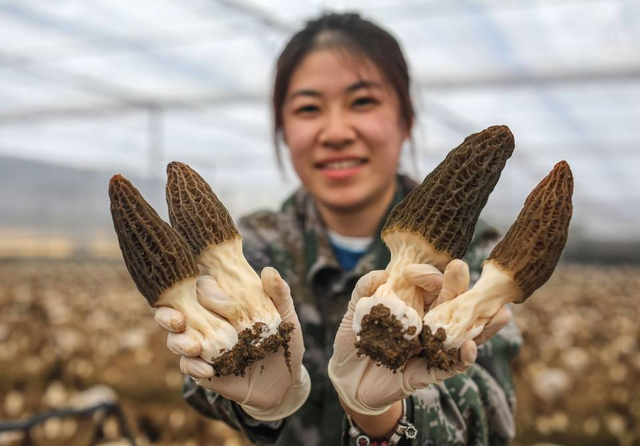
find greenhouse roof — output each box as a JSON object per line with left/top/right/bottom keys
{"left": 0, "top": 0, "right": 638, "bottom": 247}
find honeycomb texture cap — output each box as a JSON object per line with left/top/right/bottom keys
{"left": 383, "top": 125, "right": 515, "bottom": 259}
{"left": 166, "top": 162, "right": 240, "bottom": 258}
{"left": 109, "top": 174, "right": 199, "bottom": 306}
{"left": 487, "top": 161, "right": 574, "bottom": 301}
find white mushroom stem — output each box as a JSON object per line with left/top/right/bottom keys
{"left": 198, "top": 238, "right": 282, "bottom": 339}
{"left": 353, "top": 231, "right": 451, "bottom": 339}
{"left": 157, "top": 278, "right": 238, "bottom": 362}
{"left": 422, "top": 260, "right": 522, "bottom": 349}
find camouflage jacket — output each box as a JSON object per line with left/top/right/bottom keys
{"left": 183, "top": 175, "right": 522, "bottom": 446}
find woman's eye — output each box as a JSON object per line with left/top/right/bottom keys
{"left": 294, "top": 105, "right": 320, "bottom": 115}
{"left": 352, "top": 97, "right": 378, "bottom": 109}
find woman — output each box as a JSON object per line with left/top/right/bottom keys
{"left": 154, "top": 12, "right": 521, "bottom": 446}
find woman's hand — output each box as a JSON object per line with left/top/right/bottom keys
{"left": 329, "top": 259, "right": 512, "bottom": 438}
{"left": 328, "top": 268, "right": 476, "bottom": 419}
{"left": 155, "top": 267, "right": 310, "bottom": 421}
{"left": 403, "top": 259, "right": 513, "bottom": 346}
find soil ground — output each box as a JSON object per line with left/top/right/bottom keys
{"left": 0, "top": 259, "right": 638, "bottom": 445}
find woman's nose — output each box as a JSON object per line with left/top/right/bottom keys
{"left": 319, "top": 110, "right": 356, "bottom": 149}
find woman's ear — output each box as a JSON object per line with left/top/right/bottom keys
{"left": 276, "top": 127, "right": 288, "bottom": 147}
{"left": 399, "top": 114, "right": 412, "bottom": 142}
{"left": 403, "top": 116, "right": 413, "bottom": 141}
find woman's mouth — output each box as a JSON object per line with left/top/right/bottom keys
{"left": 315, "top": 158, "right": 368, "bottom": 179}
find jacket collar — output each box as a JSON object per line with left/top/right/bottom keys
{"left": 282, "top": 175, "right": 419, "bottom": 285}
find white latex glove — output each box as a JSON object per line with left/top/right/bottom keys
{"left": 328, "top": 267, "right": 478, "bottom": 416}
{"left": 155, "top": 267, "right": 310, "bottom": 421}
{"left": 403, "top": 259, "right": 513, "bottom": 346}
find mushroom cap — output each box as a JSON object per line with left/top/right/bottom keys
{"left": 487, "top": 161, "right": 574, "bottom": 301}
{"left": 109, "top": 175, "right": 199, "bottom": 306}
{"left": 384, "top": 125, "right": 515, "bottom": 259}
{"left": 166, "top": 162, "right": 240, "bottom": 258}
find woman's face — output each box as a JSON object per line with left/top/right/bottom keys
{"left": 282, "top": 48, "right": 408, "bottom": 213}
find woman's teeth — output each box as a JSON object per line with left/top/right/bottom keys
{"left": 321, "top": 159, "right": 364, "bottom": 170}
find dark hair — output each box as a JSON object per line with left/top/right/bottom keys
{"left": 272, "top": 12, "right": 415, "bottom": 167}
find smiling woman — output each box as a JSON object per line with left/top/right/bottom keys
{"left": 152, "top": 12, "right": 522, "bottom": 446}
{"left": 282, "top": 49, "right": 406, "bottom": 236}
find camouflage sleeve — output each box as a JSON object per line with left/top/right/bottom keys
{"left": 179, "top": 213, "right": 288, "bottom": 445}
{"left": 238, "top": 212, "right": 279, "bottom": 272}
{"left": 406, "top": 363, "right": 515, "bottom": 446}
{"left": 182, "top": 376, "right": 286, "bottom": 445}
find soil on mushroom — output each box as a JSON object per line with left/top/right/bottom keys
{"left": 355, "top": 304, "right": 460, "bottom": 372}
{"left": 355, "top": 304, "right": 421, "bottom": 373}
{"left": 210, "top": 321, "right": 294, "bottom": 377}
{"left": 419, "top": 326, "right": 459, "bottom": 371}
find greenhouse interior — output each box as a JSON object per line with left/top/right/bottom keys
{"left": 0, "top": 0, "right": 638, "bottom": 445}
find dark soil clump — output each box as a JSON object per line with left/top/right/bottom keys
{"left": 419, "top": 326, "right": 459, "bottom": 371}
{"left": 355, "top": 304, "right": 421, "bottom": 373}
{"left": 210, "top": 321, "right": 295, "bottom": 377}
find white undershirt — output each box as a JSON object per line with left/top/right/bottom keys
{"left": 327, "top": 229, "right": 373, "bottom": 253}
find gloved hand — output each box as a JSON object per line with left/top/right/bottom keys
{"left": 403, "top": 259, "right": 513, "bottom": 345}
{"left": 328, "top": 259, "right": 510, "bottom": 416}
{"left": 155, "top": 267, "right": 310, "bottom": 421}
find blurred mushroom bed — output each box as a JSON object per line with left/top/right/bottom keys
{"left": 0, "top": 259, "right": 639, "bottom": 446}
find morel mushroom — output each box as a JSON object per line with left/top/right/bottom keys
{"left": 422, "top": 161, "right": 573, "bottom": 369}
{"left": 166, "top": 162, "right": 294, "bottom": 376}
{"left": 109, "top": 175, "right": 239, "bottom": 369}
{"left": 353, "top": 125, "right": 515, "bottom": 371}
